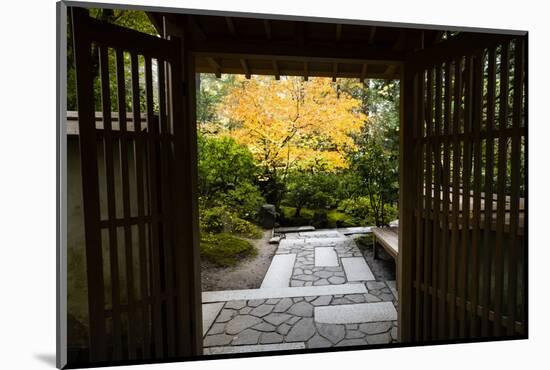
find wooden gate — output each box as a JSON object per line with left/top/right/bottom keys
{"left": 71, "top": 8, "right": 202, "bottom": 362}
{"left": 399, "top": 33, "right": 527, "bottom": 342}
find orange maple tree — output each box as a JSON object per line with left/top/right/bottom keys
{"left": 217, "top": 76, "right": 367, "bottom": 174}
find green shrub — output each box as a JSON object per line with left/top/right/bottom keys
{"left": 337, "top": 197, "right": 398, "bottom": 226}
{"left": 200, "top": 205, "right": 263, "bottom": 239}
{"left": 200, "top": 233, "right": 257, "bottom": 266}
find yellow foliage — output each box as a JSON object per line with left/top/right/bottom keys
{"left": 218, "top": 76, "right": 367, "bottom": 172}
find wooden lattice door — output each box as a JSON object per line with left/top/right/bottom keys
{"left": 399, "top": 32, "right": 527, "bottom": 342}
{"left": 71, "top": 8, "right": 202, "bottom": 363}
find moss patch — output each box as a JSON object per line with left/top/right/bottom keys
{"left": 200, "top": 233, "right": 257, "bottom": 267}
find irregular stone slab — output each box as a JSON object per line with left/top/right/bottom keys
{"left": 307, "top": 333, "right": 333, "bottom": 348}
{"left": 275, "top": 226, "right": 315, "bottom": 233}
{"left": 216, "top": 309, "right": 236, "bottom": 323}
{"left": 311, "top": 295, "right": 332, "bottom": 306}
{"left": 208, "top": 323, "right": 226, "bottom": 335}
{"left": 386, "top": 280, "right": 398, "bottom": 299}
{"left": 336, "top": 338, "right": 367, "bottom": 347}
{"left": 341, "top": 257, "right": 375, "bottom": 281}
{"left": 315, "top": 247, "right": 339, "bottom": 267}
{"left": 359, "top": 321, "right": 393, "bottom": 335}
{"left": 366, "top": 332, "right": 392, "bottom": 345}
{"left": 391, "top": 326, "right": 398, "bottom": 340}
{"left": 248, "top": 299, "right": 266, "bottom": 307}
{"left": 204, "top": 333, "right": 233, "bottom": 347}
{"left": 264, "top": 313, "right": 292, "bottom": 326}
{"left": 273, "top": 297, "right": 293, "bottom": 313}
{"left": 261, "top": 254, "right": 296, "bottom": 288}
{"left": 300, "top": 230, "right": 345, "bottom": 238}
{"left": 316, "top": 323, "right": 345, "bottom": 344}
{"left": 339, "top": 227, "right": 372, "bottom": 235}
{"left": 287, "top": 301, "right": 313, "bottom": 317}
{"left": 328, "top": 276, "right": 346, "bottom": 284}
{"left": 260, "top": 332, "right": 284, "bottom": 344}
{"left": 286, "top": 318, "right": 316, "bottom": 342}
{"left": 314, "top": 302, "right": 397, "bottom": 324}
{"left": 233, "top": 329, "right": 261, "bottom": 345}
{"left": 277, "top": 323, "right": 291, "bottom": 335}
{"left": 203, "top": 342, "right": 306, "bottom": 355}
{"left": 224, "top": 300, "right": 247, "bottom": 310}
{"left": 250, "top": 304, "right": 274, "bottom": 318}
{"left": 279, "top": 239, "right": 307, "bottom": 248}
{"left": 202, "top": 302, "right": 224, "bottom": 335}
{"left": 225, "top": 315, "right": 263, "bottom": 335}
{"left": 202, "top": 283, "right": 367, "bottom": 302}
{"left": 253, "top": 322, "right": 277, "bottom": 332}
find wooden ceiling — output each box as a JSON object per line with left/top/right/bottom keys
{"left": 155, "top": 13, "right": 452, "bottom": 80}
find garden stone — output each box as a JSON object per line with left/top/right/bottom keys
{"left": 313, "top": 278, "right": 329, "bottom": 286}
{"left": 208, "top": 323, "right": 226, "bottom": 335}
{"left": 328, "top": 276, "right": 346, "bottom": 284}
{"left": 336, "top": 338, "right": 366, "bottom": 347}
{"left": 307, "top": 334, "right": 332, "bottom": 349}
{"left": 224, "top": 300, "right": 247, "bottom": 310}
{"left": 287, "top": 301, "right": 313, "bottom": 317}
{"left": 273, "top": 298, "right": 293, "bottom": 313}
{"left": 264, "top": 313, "right": 291, "bottom": 326}
{"left": 391, "top": 327, "right": 398, "bottom": 340}
{"left": 204, "top": 334, "right": 233, "bottom": 347}
{"left": 266, "top": 298, "right": 280, "bottom": 305}
{"left": 346, "top": 330, "right": 365, "bottom": 339}
{"left": 248, "top": 299, "right": 266, "bottom": 307}
{"left": 260, "top": 332, "right": 284, "bottom": 344}
{"left": 287, "top": 316, "right": 301, "bottom": 325}
{"left": 233, "top": 329, "right": 261, "bottom": 345}
{"left": 286, "top": 318, "right": 316, "bottom": 342}
{"left": 367, "top": 281, "right": 386, "bottom": 290}
{"left": 216, "top": 309, "right": 236, "bottom": 323}
{"left": 346, "top": 294, "right": 366, "bottom": 303}
{"left": 277, "top": 323, "right": 291, "bottom": 335}
{"left": 253, "top": 322, "right": 277, "bottom": 332}
{"left": 366, "top": 333, "right": 391, "bottom": 345}
{"left": 240, "top": 307, "right": 252, "bottom": 314}
{"left": 250, "top": 304, "right": 274, "bottom": 318}
{"left": 364, "top": 294, "right": 382, "bottom": 303}
{"left": 311, "top": 295, "right": 332, "bottom": 306}
{"left": 359, "top": 322, "right": 393, "bottom": 334}
{"left": 225, "top": 316, "right": 263, "bottom": 335}
{"left": 316, "top": 323, "right": 345, "bottom": 344}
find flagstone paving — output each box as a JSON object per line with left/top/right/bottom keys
{"left": 202, "top": 228, "right": 398, "bottom": 354}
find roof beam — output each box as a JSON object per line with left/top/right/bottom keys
{"left": 225, "top": 17, "right": 237, "bottom": 37}
{"left": 336, "top": 24, "right": 342, "bottom": 42}
{"left": 272, "top": 60, "right": 280, "bottom": 80}
{"left": 206, "top": 57, "right": 221, "bottom": 78}
{"left": 263, "top": 19, "right": 272, "bottom": 40}
{"left": 304, "top": 62, "right": 309, "bottom": 81}
{"left": 360, "top": 63, "right": 367, "bottom": 83}
{"left": 189, "top": 15, "right": 206, "bottom": 40}
{"left": 384, "top": 64, "right": 398, "bottom": 77}
{"left": 368, "top": 26, "right": 377, "bottom": 45}
{"left": 332, "top": 63, "right": 338, "bottom": 82}
{"left": 240, "top": 58, "right": 251, "bottom": 79}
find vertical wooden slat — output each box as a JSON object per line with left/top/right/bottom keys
{"left": 470, "top": 51, "right": 484, "bottom": 337}
{"left": 449, "top": 58, "right": 462, "bottom": 340}
{"left": 439, "top": 60, "right": 452, "bottom": 340}
{"left": 507, "top": 37, "right": 524, "bottom": 335}
{"left": 144, "top": 56, "right": 164, "bottom": 357}
{"left": 99, "top": 45, "right": 123, "bottom": 360}
{"left": 115, "top": 49, "right": 137, "bottom": 359}
{"left": 130, "top": 52, "right": 150, "bottom": 358}
{"left": 423, "top": 67, "right": 433, "bottom": 341}
{"left": 157, "top": 59, "right": 176, "bottom": 356}
{"left": 494, "top": 41, "right": 510, "bottom": 337}
{"left": 414, "top": 70, "right": 425, "bottom": 341}
{"left": 458, "top": 56, "right": 473, "bottom": 339}
{"left": 70, "top": 8, "right": 107, "bottom": 361}
{"left": 431, "top": 64, "right": 442, "bottom": 340}
{"left": 481, "top": 47, "right": 496, "bottom": 337}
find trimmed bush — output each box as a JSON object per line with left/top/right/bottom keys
{"left": 200, "top": 233, "right": 257, "bottom": 267}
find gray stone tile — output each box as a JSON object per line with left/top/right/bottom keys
{"left": 266, "top": 298, "right": 280, "bottom": 305}
{"left": 311, "top": 295, "right": 332, "bottom": 306}
{"left": 225, "top": 315, "right": 263, "bottom": 335}
{"left": 314, "top": 302, "right": 397, "bottom": 324}
{"left": 253, "top": 322, "right": 277, "bottom": 332}
{"left": 224, "top": 300, "right": 247, "bottom": 310}
{"left": 391, "top": 327, "right": 398, "bottom": 340}
{"left": 216, "top": 309, "right": 236, "bottom": 323}
{"left": 359, "top": 321, "right": 393, "bottom": 334}
{"left": 315, "top": 247, "right": 339, "bottom": 267}
{"left": 239, "top": 307, "right": 252, "bottom": 315}
{"left": 232, "top": 329, "right": 261, "bottom": 345}
{"left": 203, "top": 342, "right": 306, "bottom": 355}
{"left": 307, "top": 333, "right": 332, "bottom": 349}
{"left": 264, "top": 313, "right": 292, "bottom": 326}
{"left": 260, "top": 332, "right": 284, "bottom": 344}
{"left": 208, "top": 323, "right": 226, "bottom": 335}
{"left": 287, "top": 316, "right": 301, "bottom": 325}
{"left": 277, "top": 323, "right": 291, "bottom": 335}
{"left": 341, "top": 257, "right": 375, "bottom": 281}
{"left": 204, "top": 333, "right": 233, "bottom": 347}
{"left": 328, "top": 276, "right": 346, "bottom": 284}
{"left": 286, "top": 318, "right": 316, "bottom": 342}
{"left": 366, "top": 333, "right": 391, "bottom": 345}
{"left": 336, "top": 338, "right": 367, "bottom": 347}
{"left": 202, "top": 302, "right": 224, "bottom": 335}
{"left": 346, "top": 330, "right": 365, "bottom": 339}
{"left": 250, "top": 304, "right": 274, "bottom": 318}
{"left": 261, "top": 254, "right": 297, "bottom": 288}
{"left": 316, "top": 323, "right": 345, "bottom": 344}
{"left": 273, "top": 297, "right": 293, "bottom": 313}
{"left": 248, "top": 299, "right": 266, "bottom": 307}
{"left": 287, "top": 301, "right": 313, "bottom": 317}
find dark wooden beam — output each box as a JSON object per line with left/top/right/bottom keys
{"left": 191, "top": 39, "right": 406, "bottom": 63}
{"left": 332, "top": 63, "right": 338, "bottom": 82}
{"left": 225, "top": 17, "right": 236, "bottom": 37}
{"left": 145, "top": 12, "right": 164, "bottom": 35}
{"left": 296, "top": 21, "right": 306, "bottom": 46}
{"left": 369, "top": 26, "right": 377, "bottom": 45}
{"left": 240, "top": 58, "right": 250, "bottom": 79}
{"left": 263, "top": 19, "right": 272, "bottom": 40}
{"left": 336, "top": 24, "right": 342, "bottom": 42}
{"left": 206, "top": 57, "right": 221, "bottom": 78}
{"left": 304, "top": 62, "right": 309, "bottom": 81}
{"left": 188, "top": 15, "right": 206, "bottom": 41}
{"left": 360, "top": 63, "right": 367, "bottom": 82}
{"left": 384, "top": 64, "right": 398, "bottom": 76}
{"left": 272, "top": 60, "right": 280, "bottom": 80}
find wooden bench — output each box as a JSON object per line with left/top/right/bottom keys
{"left": 371, "top": 226, "right": 399, "bottom": 261}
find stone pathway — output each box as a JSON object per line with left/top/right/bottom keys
{"left": 202, "top": 228, "right": 398, "bottom": 354}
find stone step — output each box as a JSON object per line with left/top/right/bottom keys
{"left": 202, "top": 283, "right": 367, "bottom": 303}
{"left": 314, "top": 247, "right": 338, "bottom": 267}
{"left": 202, "top": 302, "right": 224, "bottom": 335}
{"left": 261, "top": 254, "right": 296, "bottom": 288}
{"left": 204, "top": 342, "right": 306, "bottom": 355}
{"left": 341, "top": 257, "right": 375, "bottom": 281}
{"left": 314, "top": 302, "right": 397, "bottom": 324}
